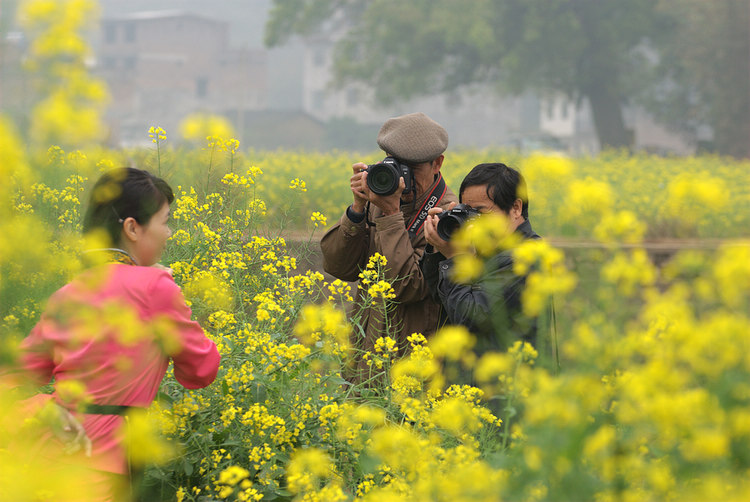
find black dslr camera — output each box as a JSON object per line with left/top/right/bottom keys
{"left": 436, "top": 203, "right": 480, "bottom": 240}
{"left": 366, "top": 157, "right": 412, "bottom": 196}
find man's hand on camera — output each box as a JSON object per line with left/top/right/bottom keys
{"left": 349, "top": 162, "right": 404, "bottom": 217}
{"left": 350, "top": 162, "right": 369, "bottom": 213}
{"left": 424, "top": 206, "right": 455, "bottom": 258}
{"left": 369, "top": 177, "right": 404, "bottom": 216}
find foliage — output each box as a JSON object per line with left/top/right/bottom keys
{"left": 266, "top": 0, "right": 750, "bottom": 157}
{"left": 265, "top": 0, "right": 667, "bottom": 149}
{"left": 4, "top": 122, "right": 750, "bottom": 500}
{"left": 643, "top": 0, "right": 750, "bottom": 158}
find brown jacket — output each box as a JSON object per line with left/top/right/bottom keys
{"left": 320, "top": 175, "right": 458, "bottom": 372}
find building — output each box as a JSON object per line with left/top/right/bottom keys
{"left": 298, "top": 33, "right": 534, "bottom": 150}
{"left": 296, "top": 27, "right": 697, "bottom": 155}
{"left": 95, "top": 10, "right": 268, "bottom": 146}
{"left": 0, "top": 30, "right": 31, "bottom": 127}
{"left": 538, "top": 93, "right": 694, "bottom": 155}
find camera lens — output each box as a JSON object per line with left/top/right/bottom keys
{"left": 436, "top": 214, "right": 463, "bottom": 241}
{"left": 367, "top": 163, "right": 400, "bottom": 195}
{"left": 436, "top": 204, "right": 480, "bottom": 241}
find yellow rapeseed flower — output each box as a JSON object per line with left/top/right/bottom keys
{"left": 429, "top": 325, "right": 475, "bottom": 363}
{"left": 431, "top": 397, "right": 481, "bottom": 436}
{"left": 594, "top": 210, "right": 647, "bottom": 245}
{"left": 148, "top": 126, "right": 167, "bottom": 143}
{"left": 120, "top": 408, "right": 177, "bottom": 466}
{"left": 601, "top": 249, "right": 657, "bottom": 297}
{"left": 183, "top": 271, "right": 234, "bottom": 311}
{"left": 179, "top": 113, "right": 235, "bottom": 143}
{"left": 663, "top": 172, "right": 727, "bottom": 223}
{"left": 368, "top": 426, "right": 423, "bottom": 473}
{"left": 289, "top": 178, "right": 307, "bottom": 192}
{"left": 286, "top": 448, "right": 333, "bottom": 494}
{"left": 310, "top": 211, "right": 327, "bottom": 227}
{"left": 712, "top": 242, "right": 750, "bottom": 308}
{"left": 451, "top": 254, "right": 484, "bottom": 283}
{"left": 559, "top": 177, "right": 615, "bottom": 229}
{"left": 367, "top": 280, "right": 396, "bottom": 300}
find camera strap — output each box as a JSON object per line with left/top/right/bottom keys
{"left": 406, "top": 173, "right": 447, "bottom": 239}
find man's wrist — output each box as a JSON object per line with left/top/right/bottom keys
{"left": 347, "top": 205, "right": 366, "bottom": 223}
{"left": 351, "top": 201, "right": 366, "bottom": 213}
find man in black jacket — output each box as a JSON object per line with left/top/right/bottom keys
{"left": 420, "top": 163, "right": 541, "bottom": 354}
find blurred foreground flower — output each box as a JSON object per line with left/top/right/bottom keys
{"left": 19, "top": 0, "right": 108, "bottom": 146}
{"left": 179, "top": 113, "right": 235, "bottom": 143}
{"left": 663, "top": 172, "right": 727, "bottom": 224}
{"left": 120, "top": 408, "right": 178, "bottom": 466}
{"left": 294, "top": 303, "right": 350, "bottom": 354}
{"left": 429, "top": 325, "right": 476, "bottom": 366}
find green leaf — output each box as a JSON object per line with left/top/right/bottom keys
{"left": 180, "top": 457, "right": 194, "bottom": 476}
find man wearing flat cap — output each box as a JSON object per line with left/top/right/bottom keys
{"left": 320, "top": 112, "right": 458, "bottom": 380}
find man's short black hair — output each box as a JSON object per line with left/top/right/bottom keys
{"left": 459, "top": 163, "right": 529, "bottom": 218}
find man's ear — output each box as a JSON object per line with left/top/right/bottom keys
{"left": 121, "top": 217, "right": 139, "bottom": 243}
{"left": 431, "top": 155, "right": 445, "bottom": 172}
{"left": 511, "top": 198, "right": 523, "bottom": 218}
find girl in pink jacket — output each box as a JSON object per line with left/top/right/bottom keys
{"left": 21, "top": 167, "right": 221, "bottom": 500}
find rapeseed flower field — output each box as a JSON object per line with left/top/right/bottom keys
{"left": 3, "top": 1, "right": 750, "bottom": 501}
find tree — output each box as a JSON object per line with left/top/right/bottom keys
{"left": 265, "top": 0, "right": 668, "bottom": 150}
{"left": 642, "top": 0, "right": 750, "bottom": 158}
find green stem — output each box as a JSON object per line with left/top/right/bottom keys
{"left": 501, "top": 358, "right": 522, "bottom": 450}
{"left": 156, "top": 140, "right": 162, "bottom": 176}
{"left": 206, "top": 144, "right": 215, "bottom": 194}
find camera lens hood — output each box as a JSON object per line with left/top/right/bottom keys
{"left": 436, "top": 204, "right": 480, "bottom": 241}
{"left": 366, "top": 162, "right": 401, "bottom": 196}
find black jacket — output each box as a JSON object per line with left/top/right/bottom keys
{"left": 420, "top": 219, "right": 541, "bottom": 353}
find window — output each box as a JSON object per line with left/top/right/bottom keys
{"left": 313, "top": 48, "right": 326, "bottom": 67}
{"left": 312, "top": 90, "right": 325, "bottom": 110}
{"left": 124, "top": 23, "right": 135, "bottom": 43}
{"left": 196, "top": 78, "right": 208, "bottom": 98}
{"left": 104, "top": 24, "right": 116, "bottom": 44}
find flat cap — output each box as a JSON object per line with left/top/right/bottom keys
{"left": 376, "top": 112, "right": 448, "bottom": 164}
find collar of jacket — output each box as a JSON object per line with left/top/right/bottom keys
{"left": 83, "top": 248, "right": 138, "bottom": 267}
{"left": 398, "top": 174, "right": 443, "bottom": 218}
{"left": 516, "top": 219, "right": 540, "bottom": 240}
{"left": 488, "top": 220, "right": 540, "bottom": 269}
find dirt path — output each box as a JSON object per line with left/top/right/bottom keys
{"left": 286, "top": 234, "right": 738, "bottom": 278}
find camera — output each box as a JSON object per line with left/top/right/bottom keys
{"left": 366, "top": 157, "right": 412, "bottom": 196}
{"left": 436, "top": 204, "right": 480, "bottom": 241}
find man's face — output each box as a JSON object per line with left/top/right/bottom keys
{"left": 461, "top": 184, "right": 504, "bottom": 214}
{"left": 461, "top": 184, "right": 524, "bottom": 232}
{"left": 401, "top": 157, "right": 442, "bottom": 202}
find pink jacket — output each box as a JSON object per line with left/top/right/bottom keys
{"left": 21, "top": 264, "right": 221, "bottom": 474}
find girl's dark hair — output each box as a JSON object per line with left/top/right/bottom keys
{"left": 459, "top": 162, "right": 529, "bottom": 218}
{"left": 83, "top": 167, "right": 174, "bottom": 246}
